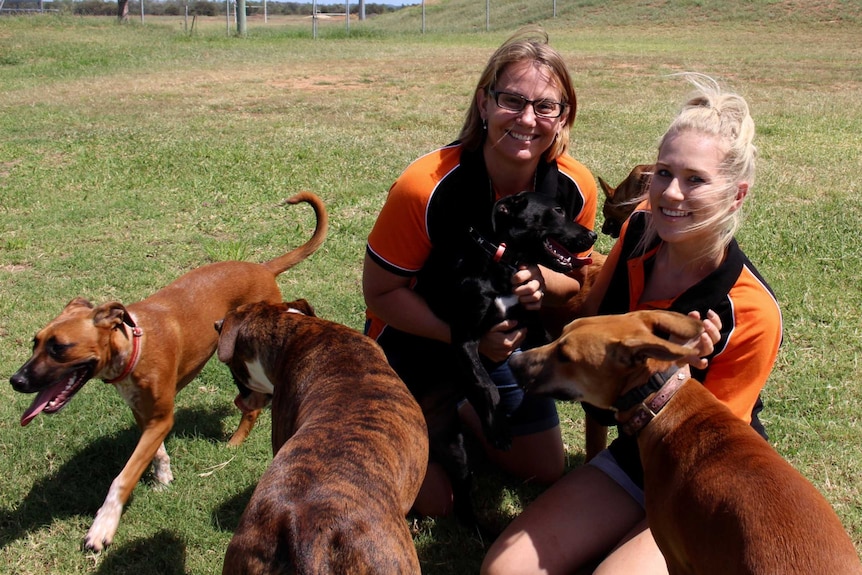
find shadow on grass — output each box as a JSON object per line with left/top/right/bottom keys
{"left": 212, "top": 483, "right": 256, "bottom": 534}
{"left": 96, "top": 530, "right": 186, "bottom": 575}
{"left": 414, "top": 443, "right": 588, "bottom": 575}
{"left": 0, "top": 404, "right": 235, "bottom": 551}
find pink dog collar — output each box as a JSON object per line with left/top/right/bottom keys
{"left": 104, "top": 326, "right": 143, "bottom": 384}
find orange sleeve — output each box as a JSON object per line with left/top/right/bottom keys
{"left": 557, "top": 154, "right": 599, "bottom": 257}
{"left": 366, "top": 148, "right": 458, "bottom": 274}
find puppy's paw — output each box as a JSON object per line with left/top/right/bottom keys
{"left": 485, "top": 418, "right": 512, "bottom": 451}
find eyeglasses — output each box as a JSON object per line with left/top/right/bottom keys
{"left": 489, "top": 90, "right": 567, "bottom": 119}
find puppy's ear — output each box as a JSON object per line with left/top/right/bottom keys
{"left": 598, "top": 177, "right": 615, "bottom": 200}
{"left": 65, "top": 297, "right": 94, "bottom": 310}
{"left": 92, "top": 302, "right": 133, "bottom": 330}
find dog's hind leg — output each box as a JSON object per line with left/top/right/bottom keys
{"left": 227, "top": 408, "right": 260, "bottom": 447}
{"left": 454, "top": 340, "right": 510, "bottom": 451}
{"left": 152, "top": 441, "right": 173, "bottom": 486}
{"left": 83, "top": 413, "right": 175, "bottom": 551}
{"left": 431, "top": 426, "right": 476, "bottom": 528}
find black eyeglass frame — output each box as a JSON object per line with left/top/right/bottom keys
{"left": 489, "top": 89, "right": 567, "bottom": 119}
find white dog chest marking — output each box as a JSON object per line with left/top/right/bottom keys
{"left": 495, "top": 294, "right": 520, "bottom": 316}
{"left": 244, "top": 358, "right": 275, "bottom": 395}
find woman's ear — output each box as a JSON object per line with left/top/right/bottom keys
{"left": 730, "top": 182, "right": 749, "bottom": 212}
{"left": 476, "top": 88, "right": 489, "bottom": 120}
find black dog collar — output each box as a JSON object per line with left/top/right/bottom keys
{"left": 468, "top": 227, "right": 518, "bottom": 272}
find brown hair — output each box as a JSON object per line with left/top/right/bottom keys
{"left": 458, "top": 26, "right": 577, "bottom": 161}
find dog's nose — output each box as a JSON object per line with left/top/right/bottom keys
{"left": 10, "top": 370, "right": 28, "bottom": 391}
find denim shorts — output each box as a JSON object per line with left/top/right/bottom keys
{"left": 588, "top": 448, "right": 646, "bottom": 508}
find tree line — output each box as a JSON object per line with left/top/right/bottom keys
{"left": 2, "top": 0, "right": 405, "bottom": 17}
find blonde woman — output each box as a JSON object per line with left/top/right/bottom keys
{"left": 482, "top": 74, "right": 782, "bottom": 574}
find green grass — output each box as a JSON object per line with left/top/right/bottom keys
{"left": 1, "top": 2, "right": 861, "bottom": 573}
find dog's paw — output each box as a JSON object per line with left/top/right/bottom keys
{"left": 485, "top": 421, "right": 512, "bottom": 452}
{"left": 83, "top": 492, "right": 123, "bottom": 552}
{"left": 152, "top": 443, "right": 174, "bottom": 485}
{"left": 83, "top": 516, "right": 117, "bottom": 553}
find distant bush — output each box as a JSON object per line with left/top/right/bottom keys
{"left": 72, "top": 0, "right": 115, "bottom": 15}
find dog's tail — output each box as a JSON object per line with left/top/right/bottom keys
{"left": 264, "top": 191, "right": 329, "bottom": 275}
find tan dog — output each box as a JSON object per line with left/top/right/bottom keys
{"left": 510, "top": 310, "right": 862, "bottom": 575}
{"left": 597, "top": 163, "right": 652, "bottom": 238}
{"left": 9, "top": 192, "right": 327, "bottom": 552}
{"left": 541, "top": 165, "right": 650, "bottom": 337}
{"left": 216, "top": 300, "right": 428, "bottom": 575}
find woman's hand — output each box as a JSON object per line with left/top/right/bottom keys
{"left": 512, "top": 264, "right": 545, "bottom": 311}
{"left": 676, "top": 309, "right": 722, "bottom": 370}
{"left": 479, "top": 320, "right": 526, "bottom": 363}
{"left": 475, "top": 265, "right": 544, "bottom": 362}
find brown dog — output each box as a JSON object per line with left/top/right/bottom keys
{"left": 8, "top": 192, "right": 327, "bottom": 552}
{"left": 216, "top": 300, "right": 428, "bottom": 575}
{"left": 510, "top": 310, "right": 862, "bottom": 575}
{"left": 597, "top": 163, "right": 652, "bottom": 238}
{"left": 541, "top": 165, "right": 650, "bottom": 337}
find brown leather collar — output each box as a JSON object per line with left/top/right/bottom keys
{"left": 618, "top": 369, "right": 689, "bottom": 436}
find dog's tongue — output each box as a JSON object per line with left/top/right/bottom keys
{"left": 21, "top": 381, "right": 66, "bottom": 427}
{"left": 20, "top": 383, "right": 64, "bottom": 426}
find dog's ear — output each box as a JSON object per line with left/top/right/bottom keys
{"left": 636, "top": 309, "right": 704, "bottom": 342}
{"left": 92, "top": 302, "right": 133, "bottom": 331}
{"left": 286, "top": 298, "right": 316, "bottom": 317}
{"left": 217, "top": 318, "right": 239, "bottom": 364}
{"left": 598, "top": 176, "right": 615, "bottom": 200}
{"left": 621, "top": 338, "right": 696, "bottom": 364}
{"left": 65, "top": 297, "right": 95, "bottom": 310}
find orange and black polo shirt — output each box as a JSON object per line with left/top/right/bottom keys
{"left": 365, "top": 142, "right": 598, "bottom": 341}
{"left": 595, "top": 206, "right": 783, "bottom": 486}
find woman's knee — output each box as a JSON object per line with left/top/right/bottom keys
{"left": 411, "top": 461, "right": 454, "bottom": 517}
{"left": 495, "top": 426, "right": 565, "bottom": 484}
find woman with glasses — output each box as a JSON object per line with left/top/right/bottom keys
{"left": 362, "top": 27, "right": 598, "bottom": 518}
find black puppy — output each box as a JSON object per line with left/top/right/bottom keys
{"left": 414, "top": 190, "right": 596, "bottom": 528}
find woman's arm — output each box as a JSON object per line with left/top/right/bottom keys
{"left": 363, "top": 253, "right": 527, "bottom": 362}
{"left": 362, "top": 253, "right": 451, "bottom": 343}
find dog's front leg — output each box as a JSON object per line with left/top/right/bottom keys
{"left": 84, "top": 415, "right": 174, "bottom": 552}
{"left": 455, "top": 340, "right": 510, "bottom": 451}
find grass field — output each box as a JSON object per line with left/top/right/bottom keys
{"left": 1, "top": 1, "right": 861, "bottom": 573}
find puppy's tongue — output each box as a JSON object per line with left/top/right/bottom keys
{"left": 21, "top": 389, "right": 55, "bottom": 426}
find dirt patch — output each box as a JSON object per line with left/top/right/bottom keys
{"left": 0, "top": 160, "right": 22, "bottom": 178}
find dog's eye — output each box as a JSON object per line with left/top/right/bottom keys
{"left": 553, "top": 206, "right": 565, "bottom": 216}
{"left": 46, "top": 339, "right": 73, "bottom": 361}
{"left": 555, "top": 344, "right": 574, "bottom": 365}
